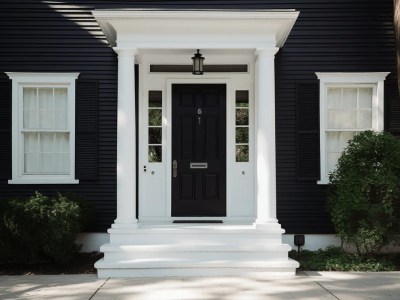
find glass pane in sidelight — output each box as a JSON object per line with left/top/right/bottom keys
{"left": 236, "top": 90, "right": 249, "bottom": 107}
{"left": 149, "top": 91, "right": 162, "bottom": 107}
{"left": 149, "top": 145, "right": 162, "bottom": 162}
{"left": 148, "top": 127, "right": 162, "bottom": 144}
{"left": 236, "top": 145, "right": 249, "bottom": 162}
{"left": 236, "top": 127, "right": 249, "bottom": 144}
{"left": 148, "top": 109, "right": 162, "bottom": 126}
{"left": 236, "top": 109, "right": 249, "bottom": 126}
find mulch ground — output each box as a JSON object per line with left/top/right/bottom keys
{"left": 0, "top": 252, "right": 103, "bottom": 275}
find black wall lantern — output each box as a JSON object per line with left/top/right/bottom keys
{"left": 192, "top": 49, "right": 205, "bottom": 75}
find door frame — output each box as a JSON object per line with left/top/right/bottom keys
{"left": 166, "top": 78, "right": 233, "bottom": 219}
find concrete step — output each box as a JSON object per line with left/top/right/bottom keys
{"left": 100, "top": 243, "right": 292, "bottom": 261}
{"left": 95, "top": 258, "right": 300, "bottom": 278}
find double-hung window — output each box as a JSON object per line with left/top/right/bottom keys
{"left": 6, "top": 73, "right": 79, "bottom": 184}
{"left": 316, "top": 72, "right": 389, "bottom": 184}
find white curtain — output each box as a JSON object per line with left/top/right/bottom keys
{"left": 23, "top": 87, "right": 69, "bottom": 175}
{"left": 325, "top": 86, "right": 373, "bottom": 175}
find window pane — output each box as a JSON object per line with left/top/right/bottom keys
{"left": 327, "top": 152, "right": 341, "bottom": 175}
{"left": 236, "top": 109, "right": 249, "bottom": 125}
{"left": 54, "top": 88, "right": 67, "bottom": 110}
{"left": 236, "top": 127, "right": 249, "bottom": 144}
{"left": 328, "top": 110, "right": 356, "bottom": 129}
{"left": 236, "top": 145, "right": 249, "bottom": 162}
{"left": 24, "top": 132, "right": 38, "bottom": 153}
{"left": 149, "top": 109, "right": 162, "bottom": 126}
{"left": 149, "top": 146, "right": 162, "bottom": 162}
{"left": 54, "top": 110, "right": 67, "bottom": 129}
{"left": 236, "top": 90, "right": 249, "bottom": 107}
{"left": 148, "top": 127, "right": 162, "bottom": 144}
{"left": 359, "top": 88, "right": 373, "bottom": 109}
{"left": 149, "top": 91, "right": 162, "bottom": 107}
{"left": 55, "top": 133, "right": 69, "bottom": 152}
{"left": 343, "top": 88, "right": 357, "bottom": 110}
{"left": 24, "top": 153, "right": 39, "bottom": 173}
{"left": 327, "top": 88, "right": 342, "bottom": 109}
{"left": 40, "top": 153, "right": 54, "bottom": 174}
{"left": 40, "top": 132, "right": 54, "bottom": 153}
{"left": 339, "top": 131, "right": 357, "bottom": 149}
{"left": 23, "top": 88, "right": 38, "bottom": 129}
{"left": 357, "top": 110, "right": 372, "bottom": 129}
{"left": 326, "top": 132, "right": 340, "bottom": 153}
{"left": 54, "top": 153, "right": 70, "bottom": 174}
{"left": 38, "top": 88, "right": 53, "bottom": 109}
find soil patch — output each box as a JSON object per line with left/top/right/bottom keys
{"left": 0, "top": 252, "right": 103, "bottom": 275}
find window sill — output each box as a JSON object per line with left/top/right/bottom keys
{"left": 317, "top": 179, "right": 330, "bottom": 185}
{"left": 8, "top": 178, "right": 79, "bottom": 185}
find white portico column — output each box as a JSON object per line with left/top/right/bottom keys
{"left": 113, "top": 48, "right": 138, "bottom": 228}
{"left": 255, "top": 48, "right": 279, "bottom": 228}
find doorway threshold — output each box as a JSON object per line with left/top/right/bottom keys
{"left": 173, "top": 220, "right": 223, "bottom": 224}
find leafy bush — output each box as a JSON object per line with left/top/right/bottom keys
{"left": 328, "top": 131, "right": 400, "bottom": 255}
{"left": 289, "top": 247, "right": 399, "bottom": 271}
{"left": 0, "top": 192, "right": 93, "bottom": 265}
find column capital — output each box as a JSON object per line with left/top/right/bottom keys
{"left": 255, "top": 47, "right": 279, "bottom": 57}
{"left": 113, "top": 47, "right": 138, "bottom": 58}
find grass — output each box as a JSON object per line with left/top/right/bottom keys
{"left": 289, "top": 246, "right": 400, "bottom": 271}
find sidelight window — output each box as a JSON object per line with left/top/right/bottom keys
{"left": 148, "top": 91, "right": 162, "bottom": 162}
{"left": 235, "top": 90, "right": 249, "bottom": 162}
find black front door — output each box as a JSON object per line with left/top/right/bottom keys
{"left": 172, "top": 84, "right": 226, "bottom": 216}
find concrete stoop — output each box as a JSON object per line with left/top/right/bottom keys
{"left": 95, "top": 223, "right": 299, "bottom": 278}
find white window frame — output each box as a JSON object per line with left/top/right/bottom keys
{"left": 316, "top": 72, "right": 389, "bottom": 185}
{"left": 6, "top": 72, "right": 80, "bottom": 184}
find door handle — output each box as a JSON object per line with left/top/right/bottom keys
{"left": 173, "top": 160, "right": 178, "bottom": 178}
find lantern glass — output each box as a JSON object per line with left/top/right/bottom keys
{"left": 192, "top": 49, "right": 204, "bottom": 75}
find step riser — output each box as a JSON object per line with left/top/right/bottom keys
{"left": 103, "top": 251, "right": 290, "bottom": 262}
{"left": 96, "top": 267, "right": 297, "bottom": 278}
{"left": 110, "top": 233, "right": 283, "bottom": 245}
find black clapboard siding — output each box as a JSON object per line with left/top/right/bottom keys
{"left": 296, "top": 82, "right": 320, "bottom": 181}
{"left": 0, "top": 0, "right": 397, "bottom": 234}
{"left": 76, "top": 80, "right": 99, "bottom": 180}
{"left": 0, "top": 79, "right": 11, "bottom": 180}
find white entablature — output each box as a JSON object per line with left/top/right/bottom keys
{"left": 92, "top": 9, "right": 299, "bottom": 49}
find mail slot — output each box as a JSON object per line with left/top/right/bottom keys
{"left": 190, "top": 162, "right": 208, "bottom": 169}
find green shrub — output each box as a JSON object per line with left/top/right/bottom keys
{"left": 328, "top": 131, "right": 400, "bottom": 255}
{"left": 289, "top": 247, "right": 398, "bottom": 271}
{"left": 0, "top": 191, "right": 92, "bottom": 265}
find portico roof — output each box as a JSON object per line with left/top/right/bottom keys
{"left": 92, "top": 9, "right": 299, "bottom": 49}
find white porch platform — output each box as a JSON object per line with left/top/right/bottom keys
{"left": 95, "top": 223, "right": 299, "bottom": 278}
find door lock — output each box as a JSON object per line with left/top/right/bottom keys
{"left": 173, "top": 160, "right": 178, "bottom": 178}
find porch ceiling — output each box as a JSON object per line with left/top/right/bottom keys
{"left": 92, "top": 9, "right": 299, "bottom": 49}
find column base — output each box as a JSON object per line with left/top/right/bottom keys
{"left": 112, "top": 220, "right": 138, "bottom": 229}
{"left": 253, "top": 219, "right": 282, "bottom": 230}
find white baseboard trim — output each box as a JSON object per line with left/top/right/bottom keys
{"left": 282, "top": 234, "right": 341, "bottom": 251}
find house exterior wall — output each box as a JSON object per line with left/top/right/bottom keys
{"left": 0, "top": 0, "right": 398, "bottom": 233}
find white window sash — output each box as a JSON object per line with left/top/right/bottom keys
{"left": 6, "top": 73, "right": 79, "bottom": 184}
{"left": 316, "top": 72, "right": 389, "bottom": 185}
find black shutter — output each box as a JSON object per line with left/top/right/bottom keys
{"left": 297, "top": 81, "right": 320, "bottom": 181}
{"left": 0, "top": 79, "right": 12, "bottom": 180}
{"left": 385, "top": 80, "right": 400, "bottom": 138}
{"left": 75, "top": 80, "right": 99, "bottom": 180}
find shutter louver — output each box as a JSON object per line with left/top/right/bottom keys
{"left": 76, "top": 80, "right": 99, "bottom": 180}
{"left": 0, "top": 79, "right": 12, "bottom": 180}
{"left": 297, "top": 82, "right": 320, "bottom": 181}
{"left": 385, "top": 80, "right": 400, "bottom": 138}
